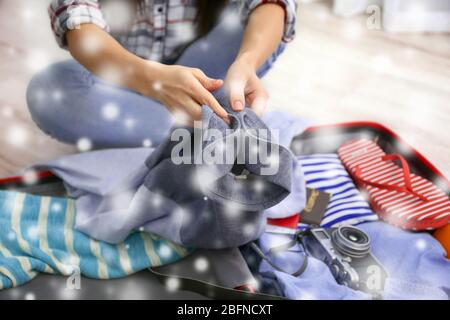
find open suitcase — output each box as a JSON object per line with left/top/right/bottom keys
{"left": 0, "top": 121, "right": 448, "bottom": 299}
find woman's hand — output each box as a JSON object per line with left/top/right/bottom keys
{"left": 225, "top": 56, "right": 269, "bottom": 116}
{"left": 138, "top": 63, "right": 229, "bottom": 124}
{"left": 224, "top": 3, "right": 285, "bottom": 117}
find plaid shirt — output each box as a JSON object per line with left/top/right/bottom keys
{"left": 49, "top": 0, "right": 298, "bottom": 62}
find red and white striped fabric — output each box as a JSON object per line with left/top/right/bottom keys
{"left": 338, "top": 138, "right": 450, "bottom": 231}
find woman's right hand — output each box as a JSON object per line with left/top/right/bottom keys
{"left": 137, "top": 63, "right": 229, "bottom": 124}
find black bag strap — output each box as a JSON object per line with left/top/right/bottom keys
{"left": 249, "top": 240, "right": 308, "bottom": 278}
{"left": 149, "top": 268, "right": 285, "bottom": 300}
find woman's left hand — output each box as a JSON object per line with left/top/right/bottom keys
{"left": 225, "top": 55, "right": 269, "bottom": 116}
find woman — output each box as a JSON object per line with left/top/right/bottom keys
{"left": 27, "top": 0, "right": 297, "bottom": 149}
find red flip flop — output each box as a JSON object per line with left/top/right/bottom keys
{"left": 338, "top": 138, "right": 450, "bottom": 230}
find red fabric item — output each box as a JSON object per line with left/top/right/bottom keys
{"left": 338, "top": 139, "right": 450, "bottom": 230}
{"left": 267, "top": 214, "right": 300, "bottom": 229}
{"left": 234, "top": 284, "right": 256, "bottom": 293}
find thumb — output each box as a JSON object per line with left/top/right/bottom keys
{"left": 228, "top": 80, "right": 246, "bottom": 112}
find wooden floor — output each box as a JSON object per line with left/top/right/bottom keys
{"left": 1, "top": 0, "right": 449, "bottom": 178}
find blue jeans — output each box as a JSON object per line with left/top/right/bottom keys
{"left": 27, "top": 16, "right": 286, "bottom": 149}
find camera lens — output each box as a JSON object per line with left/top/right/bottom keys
{"left": 331, "top": 226, "right": 371, "bottom": 258}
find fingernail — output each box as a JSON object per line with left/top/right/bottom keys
{"left": 234, "top": 100, "right": 244, "bottom": 111}
{"left": 222, "top": 114, "right": 230, "bottom": 124}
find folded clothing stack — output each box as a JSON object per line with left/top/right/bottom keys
{"left": 0, "top": 191, "right": 190, "bottom": 289}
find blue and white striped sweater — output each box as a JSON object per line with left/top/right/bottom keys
{"left": 0, "top": 191, "right": 191, "bottom": 289}
{"left": 298, "top": 154, "right": 378, "bottom": 228}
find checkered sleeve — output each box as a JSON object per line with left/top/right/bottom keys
{"left": 48, "top": 0, "right": 109, "bottom": 49}
{"left": 239, "top": 0, "right": 298, "bottom": 42}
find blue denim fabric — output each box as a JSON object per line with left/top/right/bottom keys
{"left": 34, "top": 109, "right": 308, "bottom": 248}
{"left": 256, "top": 221, "right": 450, "bottom": 300}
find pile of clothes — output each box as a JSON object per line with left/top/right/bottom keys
{"left": 0, "top": 100, "right": 449, "bottom": 299}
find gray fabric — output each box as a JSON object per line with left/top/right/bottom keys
{"left": 153, "top": 248, "right": 255, "bottom": 289}
{"left": 34, "top": 109, "right": 309, "bottom": 248}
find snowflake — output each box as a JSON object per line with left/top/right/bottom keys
{"left": 1, "top": 106, "right": 13, "bottom": 118}
{"left": 7, "top": 125, "right": 29, "bottom": 147}
{"left": 171, "top": 109, "right": 191, "bottom": 125}
{"left": 22, "top": 169, "right": 39, "bottom": 185}
{"left": 222, "top": 201, "right": 242, "bottom": 218}
{"left": 221, "top": 10, "right": 241, "bottom": 31}
{"left": 51, "top": 203, "right": 63, "bottom": 213}
{"left": 142, "top": 139, "right": 153, "bottom": 148}
{"left": 52, "top": 90, "right": 64, "bottom": 102}
{"left": 199, "top": 41, "right": 210, "bottom": 51}
{"left": 242, "top": 223, "right": 256, "bottom": 237}
{"left": 194, "top": 257, "right": 209, "bottom": 273}
{"left": 296, "top": 292, "right": 316, "bottom": 300}
{"left": 7, "top": 231, "right": 16, "bottom": 241}
{"left": 102, "top": 103, "right": 120, "bottom": 121}
{"left": 124, "top": 117, "right": 136, "bottom": 129}
{"left": 165, "top": 277, "right": 180, "bottom": 292}
{"left": 151, "top": 194, "right": 163, "bottom": 208}
{"left": 24, "top": 292, "right": 36, "bottom": 300}
{"left": 27, "top": 226, "right": 39, "bottom": 240}
{"left": 78, "top": 32, "right": 103, "bottom": 56}
{"left": 342, "top": 21, "right": 363, "bottom": 40}
{"left": 415, "top": 239, "right": 427, "bottom": 251}
{"left": 98, "top": 65, "right": 123, "bottom": 85}
{"left": 77, "top": 137, "right": 92, "bottom": 152}
{"left": 152, "top": 81, "right": 162, "bottom": 92}
{"left": 158, "top": 244, "right": 173, "bottom": 258}
{"left": 26, "top": 50, "right": 49, "bottom": 73}
{"left": 23, "top": 8, "right": 34, "bottom": 21}
{"left": 252, "top": 180, "right": 265, "bottom": 193}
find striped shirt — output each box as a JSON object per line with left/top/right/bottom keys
{"left": 48, "top": 0, "right": 298, "bottom": 62}
{"left": 298, "top": 154, "right": 378, "bottom": 229}
{"left": 0, "top": 191, "right": 191, "bottom": 289}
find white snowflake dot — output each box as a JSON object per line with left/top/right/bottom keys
{"left": 124, "top": 117, "right": 136, "bottom": 129}
{"left": 52, "top": 90, "right": 63, "bottom": 101}
{"left": 7, "top": 231, "right": 16, "bottom": 241}
{"left": 22, "top": 169, "right": 39, "bottom": 185}
{"left": 159, "top": 244, "right": 172, "bottom": 258}
{"left": 7, "top": 125, "right": 29, "bottom": 147}
{"left": 27, "top": 226, "right": 39, "bottom": 240}
{"left": 2, "top": 106, "right": 14, "bottom": 118}
{"left": 194, "top": 257, "right": 209, "bottom": 273}
{"left": 152, "top": 81, "right": 162, "bottom": 91}
{"left": 415, "top": 239, "right": 427, "bottom": 251}
{"left": 142, "top": 139, "right": 153, "bottom": 148}
{"left": 102, "top": 103, "right": 120, "bottom": 121}
{"left": 77, "top": 137, "right": 92, "bottom": 152}
{"left": 24, "top": 292, "right": 36, "bottom": 300}
{"left": 166, "top": 277, "right": 180, "bottom": 292}
{"left": 51, "top": 203, "right": 62, "bottom": 212}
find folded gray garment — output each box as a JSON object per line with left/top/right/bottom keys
{"left": 34, "top": 106, "right": 309, "bottom": 248}
{"left": 152, "top": 248, "right": 256, "bottom": 290}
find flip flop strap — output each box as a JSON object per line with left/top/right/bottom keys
{"left": 354, "top": 154, "right": 429, "bottom": 202}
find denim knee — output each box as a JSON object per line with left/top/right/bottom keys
{"left": 26, "top": 67, "right": 55, "bottom": 135}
